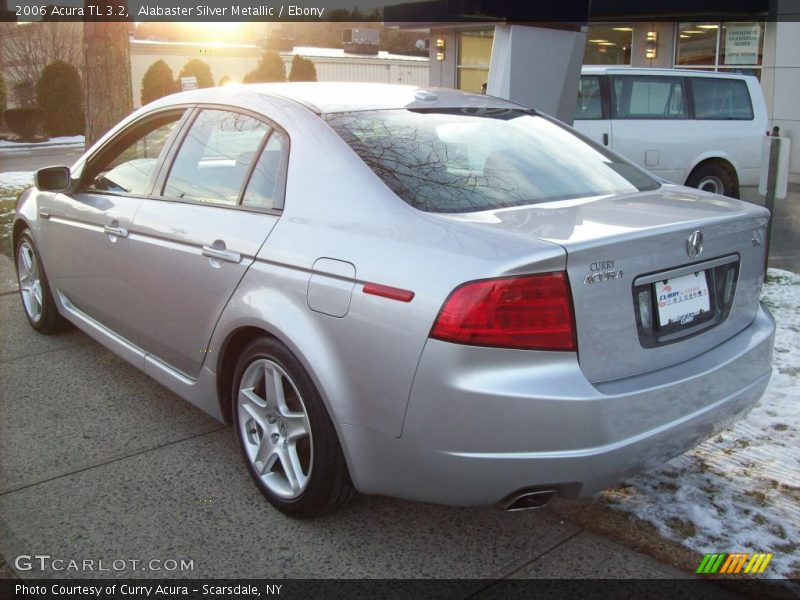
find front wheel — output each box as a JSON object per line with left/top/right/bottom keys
{"left": 686, "top": 163, "right": 738, "bottom": 198}
{"left": 232, "top": 337, "right": 357, "bottom": 518}
{"left": 15, "top": 229, "right": 65, "bottom": 334}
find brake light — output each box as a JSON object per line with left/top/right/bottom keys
{"left": 430, "top": 272, "right": 577, "bottom": 351}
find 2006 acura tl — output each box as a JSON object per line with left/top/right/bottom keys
{"left": 14, "top": 83, "right": 775, "bottom": 517}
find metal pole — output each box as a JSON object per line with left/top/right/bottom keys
{"left": 764, "top": 125, "right": 780, "bottom": 272}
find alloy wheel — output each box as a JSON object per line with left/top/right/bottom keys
{"left": 237, "top": 358, "right": 313, "bottom": 499}
{"left": 17, "top": 240, "right": 43, "bottom": 324}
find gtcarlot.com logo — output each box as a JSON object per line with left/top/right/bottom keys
{"left": 14, "top": 554, "right": 194, "bottom": 572}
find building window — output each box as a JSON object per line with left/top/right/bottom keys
{"left": 457, "top": 29, "right": 493, "bottom": 93}
{"left": 583, "top": 24, "right": 633, "bottom": 65}
{"left": 675, "top": 22, "right": 764, "bottom": 78}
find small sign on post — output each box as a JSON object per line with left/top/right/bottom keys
{"left": 180, "top": 76, "right": 198, "bottom": 91}
{"left": 759, "top": 127, "right": 791, "bottom": 200}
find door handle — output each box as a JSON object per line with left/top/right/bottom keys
{"left": 202, "top": 245, "right": 241, "bottom": 264}
{"left": 39, "top": 210, "right": 51, "bottom": 220}
{"left": 103, "top": 225, "right": 129, "bottom": 238}
{"left": 602, "top": 133, "right": 609, "bottom": 146}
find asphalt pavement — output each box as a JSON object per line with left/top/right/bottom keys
{"left": 0, "top": 252, "right": 701, "bottom": 582}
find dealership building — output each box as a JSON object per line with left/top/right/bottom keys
{"left": 388, "top": 0, "right": 800, "bottom": 183}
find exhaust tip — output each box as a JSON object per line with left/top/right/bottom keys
{"left": 504, "top": 490, "right": 557, "bottom": 512}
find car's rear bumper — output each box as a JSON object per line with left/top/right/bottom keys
{"left": 340, "top": 303, "right": 775, "bottom": 506}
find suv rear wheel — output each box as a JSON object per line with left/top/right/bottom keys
{"left": 687, "top": 163, "right": 738, "bottom": 198}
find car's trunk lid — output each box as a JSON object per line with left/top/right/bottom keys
{"left": 444, "top": 185, "right": 769, "bottom": 382}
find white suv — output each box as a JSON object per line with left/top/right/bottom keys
{"left": 573, "top": 67, "right": 769, "bottom": 198}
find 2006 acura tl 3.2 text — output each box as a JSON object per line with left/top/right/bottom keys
{"left": 14, "top": 83, "right": 775, "bottom": 517}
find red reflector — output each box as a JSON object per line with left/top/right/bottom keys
{"left": 430, "top": 272, "right": 576, "bottom": 351}
{"left": 363, "top": 282, "right": 415, "bottom": 303}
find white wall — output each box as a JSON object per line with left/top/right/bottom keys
{"left": 762, "top": 20, "right": 800, "bottom": 181}
{"left": 131, "top": 42, "right": 261, "bottom": 108}
{"left": 284, "top": 55, "right": 428, "bottom": 86}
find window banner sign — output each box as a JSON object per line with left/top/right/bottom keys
{"left": 725, "top": 23, "right": 761, "bottom": 65}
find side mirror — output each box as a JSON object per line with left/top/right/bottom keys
{"left": 34, "top": 166, "right": 73, "bottom": 192}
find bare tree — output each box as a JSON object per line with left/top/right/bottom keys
{"left": 83, "top": 12, "right": 132, "bottom": 146}
{"left": 0, "top": 22, "right": 83, "bottom": 106}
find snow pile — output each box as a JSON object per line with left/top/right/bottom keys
{"left": 604, "top": 269, "right": 800, "bottom": 579}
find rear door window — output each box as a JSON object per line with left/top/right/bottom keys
{"left": 690, "top": 77, "right": 754, "bottom": 120}
{"left": 612, "top": 76, "right": 687, "bottom": 119}
{"left": 163, "top": 109, "right": 269, "bottom": 206}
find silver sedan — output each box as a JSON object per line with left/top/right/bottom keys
{"left": 14, "top": 83, "right": 775, "bottom": 517}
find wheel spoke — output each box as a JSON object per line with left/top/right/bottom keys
{"left": 284, "top": 414, "right": 309, "bottom": 441}
{"left": 21, "top": 247, "right": 33, "bottom": 274}
{"left": 32, "top": 281, "right": 42, "bottom": 306}
{"left": 278, "top": 444, "right": 305, "bottom": 492}
{"left": 263, "top": 362, "right": 286, "bottom": 411}
{"left": 239, "top": 387, "right": 268, "bottom": 430}
{"left": 253, "top": 438, "right": 278, "bottom": 475}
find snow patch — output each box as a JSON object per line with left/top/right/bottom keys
{"left": 604, "top": 269, "right": 800, "bottom": 579}
{"left": 0, "top": 171, "right": 34, "bottom": 189}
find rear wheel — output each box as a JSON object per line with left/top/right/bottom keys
{"left": 15, "top": 229, "right": 65, "bottom": 334}
{"left": 231, "top": 337, "right": 357, "bottom": 518}
{"left": 686, "top": 163, "right": 738, "bottom": 198}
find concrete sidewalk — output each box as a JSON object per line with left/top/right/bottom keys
{"left": 0, "top": 251, "right": 710, "bottom": 583}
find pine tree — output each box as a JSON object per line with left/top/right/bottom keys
{"left": 243, "top": 51, "right": 286, "bottom": 83}
{"left": 178, "top": 58, "right": 214, "bottom": 89}
{"left": 35, "top": 60, "right": 84, "bottom": 137}
{"left": 141, "top": 60, "right": 176, "bottom": 105}
{"left": 288, "top": 55, "right": 317, "bottom": 82}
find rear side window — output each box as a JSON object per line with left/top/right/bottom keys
{"left": 612, "top": 76, "right": 686, "bottom": 119}
{"left": 326, "top": 108, "right": 659, "bottom": 213}
{"left": 163, "top": 109, "right": 268, "bottom": 206}
{"left": 241, "top": 130, "right": 288, "bottom": 210}
{"left": 575, "top": 76, "right": 604, "bottom": 120}
{"left": 690, "top": 77, "right": 754, "bottom": 120}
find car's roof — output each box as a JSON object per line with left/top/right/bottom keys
{"left": 581, "top": 66, "right": 753, "bottom": 80}
{"left": 203, "top": 82, "right": 526, "bottom": 115}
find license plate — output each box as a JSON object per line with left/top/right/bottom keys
{"left": 654, "top": 272, "right": 710, "bottom": 328}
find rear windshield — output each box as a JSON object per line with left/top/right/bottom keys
{"left": 326, "top": 108, "right": 660, "bottom": 213}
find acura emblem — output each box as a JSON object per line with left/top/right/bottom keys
{"left": 687, "top": 230, "right": 704, "bottom": 257}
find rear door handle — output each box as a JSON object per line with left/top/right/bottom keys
{"left": 103, "top": 225, "right": 129, "bottom": 238}
{"left": 602, "top": 133, "right": 609, "bottom": 146}
{"left": 202, "top": 245, "right": 241, "bottom": 264}
{"left": 39, "top": 210, "right": 51, "bottom": 220}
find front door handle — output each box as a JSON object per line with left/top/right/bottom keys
{"left": 602, "top": 133, "right": 609, "bottom": 146}
{"left": 103, "top": 225, "right": 129, "bottom": 238}
{"left": 202, "top": 245, "right": 241, "bottom": 264}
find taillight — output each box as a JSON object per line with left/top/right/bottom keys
{"left": 430, "top": 272, "right": 576, "bottom": 351}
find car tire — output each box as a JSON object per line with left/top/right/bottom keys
{"left": 231, "top": 336, "right": 357, "bottom": 518}
{"left": 15, "top": 229, "right": 65, "bottom": 334}
{"left": 686, "top": 163, "right": 738, "bottom": 198}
